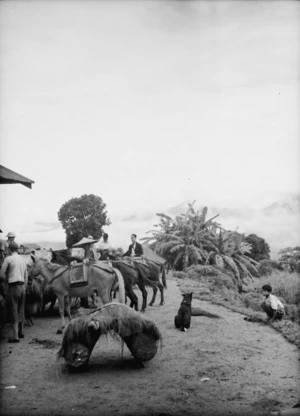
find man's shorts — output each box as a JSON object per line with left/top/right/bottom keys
{"left": 7, "top": 283, "right": 25, "bottom": 323}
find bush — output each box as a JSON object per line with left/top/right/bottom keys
{"left": 241, "top": 292, "right": 262, "bottom": 311}
{"left": 185, "top": 265, "right": 219, "bottom": 278}
{"left": 258, "top": 260, "right": 282, "bottom": 276}
{"left": 209, "top": 274, "right": 235, "bottom": 291}
{"left": 173, "top": 271, "right": 188, "bottom": 279}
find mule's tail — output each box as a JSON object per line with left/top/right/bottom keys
{"left": 161, "top": 265, "right": 167, "bottom": 289}
{"left": 113, "top": 268, "right": 126, "bottom": 304}
{"left": 191, "top": 307, "right": 221, "bottom": 319}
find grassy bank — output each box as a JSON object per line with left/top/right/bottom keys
{"left": 172, "top": 267, "right": 300, "bottom": 347}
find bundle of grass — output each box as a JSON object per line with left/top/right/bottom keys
{"left": 57, "top": 302, "right": 162, "bottom": 368}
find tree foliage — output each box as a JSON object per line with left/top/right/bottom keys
{"left": 143, "top": 202, "right": 260, "bottom": 290}
{"left": 244, "top": 233, "right": 270, "bottom": 262}
{"left": 278, "top": 246, "right": 300, "bottom": 273}
{"left": 58, "top": 194, "right": 111, "bottom": 248}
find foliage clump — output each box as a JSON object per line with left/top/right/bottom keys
{"left": 144, "top": 202, "right": 260, "bottom": 290}
{"left": 278, "top": 247, "right": 300, "bottom": 273}
{"left": 58, "top": 194, "right": 110, "bottom": 248}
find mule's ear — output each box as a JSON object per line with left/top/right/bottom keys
{"left": 30, "top": 254, "right": 36, "bottom": 263}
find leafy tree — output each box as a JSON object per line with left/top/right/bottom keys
{"left": 244, "top": 233, "right": 270, "bottom": 262}
{"left": 144, "top": 202, "right": 260, "bottom": 291}
{"left": 278, "top": 247, "right": 300, "bottom": 273}
{"left": 205, "top": 230, "right": 260, "bottom": 289}
{"left": 143, "top": 203, "right": 220, "bottom": 270}
{"left": 58, "top": 194, "right": 111, "bottom": 248}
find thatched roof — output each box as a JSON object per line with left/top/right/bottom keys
{"left": 142, "top": 243, "right": 166, "bottom": 264}
{"left": 0, "top": 165, "right": 34, "bottom": 189}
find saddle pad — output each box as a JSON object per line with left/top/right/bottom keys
{"left": 69, "top": 265, "right": 89, "bottom": 287}
{"left": 133, "top": 258, "right": 149, "bottom": 268}
{"left": 93, "top": 261, "right": 115, "bottom": 274}
{"left": 114, "top": 260, "right": 137, "bottom": 271}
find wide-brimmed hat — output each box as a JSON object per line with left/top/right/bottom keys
{"left": 7, "top": 232, "right": 16, "bottom": 238}
{"left": 72, "top": 236, "right": 98, "bottom": 247}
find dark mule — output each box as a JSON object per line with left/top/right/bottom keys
{"left": 131, "top": 258, "right": 167, "bottom": 312}
{"left": 112, "top": 260, "right": 146, "bottom": 311}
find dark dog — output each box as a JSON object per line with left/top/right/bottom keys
{"left": 174, "top": 292, "right": 193, "bottom": 331}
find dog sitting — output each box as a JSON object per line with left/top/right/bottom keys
{"left": 174, "top": 292, "right": 193, "bottom": 332}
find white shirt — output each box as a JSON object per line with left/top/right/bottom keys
{"left": 265, "top": 294, "right": 284, "bottom": 310}
{"left": 0, "top": 252, "right": 28, "bottom": 284}
{"left": 130, "top": 243, "right": 136, "bottom": 257}
{"left": 93, "top": 240, "right": 112, "bottom": 260}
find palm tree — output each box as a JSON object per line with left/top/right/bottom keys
{"left": 143, "top": 203, "right": 220, "bottom": 270}
{"left": 205, "top": 229, "right": 260, "bottom": 288}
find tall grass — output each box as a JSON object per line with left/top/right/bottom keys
{"left": 257, "top": 271, "right": 300, "bottom": 305}
{"left": 173, "top": 267, "right": 300, "bottom": 346}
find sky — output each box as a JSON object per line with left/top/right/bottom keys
{"left": 0, "top": 0, "right": 299, "bottom": 249}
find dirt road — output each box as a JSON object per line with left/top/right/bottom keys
{"left": 0, "top": 276, "right": 299, "bottom": 416}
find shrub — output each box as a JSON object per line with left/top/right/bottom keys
{"left": 241, "top": 292, "right": 262, "bottom": 311}
{"left": 209, "top": 274, "right": 235, "bottom": 291}
{"left": 258, "top": 260, "right": 282, "bottom": 276}
{"left": 173, "top": 271, "right": 188, "bottom": 279}
{"left": 185, "top": 265, "right": 219, "bottom": 278}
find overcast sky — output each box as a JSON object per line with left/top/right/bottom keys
{"left": 0, "top": 0, "right": 299, "bottom": 246}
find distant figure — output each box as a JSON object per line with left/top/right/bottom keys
{"left": 123, "top": 234, "right": 143, "bottom": 257}
{"left": 0, "top": 232, "right": 17, "bottom": 266}
{"left": 96, "top": 233, "right": 113, "bottom": 260}
{"left": 261, "top": 284, "right": 285, "bottom": 322}
{"left": 0, "top": 242, "right": 28, "bottom": 343}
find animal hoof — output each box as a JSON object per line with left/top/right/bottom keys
{"left": 148, "top": 303, "right": 153, "bottom": 307}
{"left": 141, "top": 309, "right": 146, "bottom": 313}
{"left": 56, "top": 329, "right": 63, "bottom": 334}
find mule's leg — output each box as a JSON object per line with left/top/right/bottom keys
{"left": 90, "top": 291, "right": 97, "bottom": 309}
{"left": 157, "top": 282, "right": 164, "bottom": 305}
{"left": 149, "top": 286, "right": 158, "bottom": 306}
{"left": 127, "top": 286, "right": 138, "bottom": 311}
{"left": 56, "top": 295, "right": 66, "bottom": 334}
{"left": 137, "top": 280, "right": 147, "bottom": 313}
{"left": 65, "top": 296, "right": 72, "bottom": 321}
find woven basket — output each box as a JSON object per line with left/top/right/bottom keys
{"left": 124, "top": 333, "right": 159, "bottom": 362}
{"left": 64, "top": 343, "right": 91, "bottom": 368}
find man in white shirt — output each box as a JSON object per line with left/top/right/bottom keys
{"left": 0, "top": 242, "right": 28, "bottom": 342}
{"left": 95, "top": 233, "right": 113, "bottom": 260}
{"left": 261, "top": 284, "right": 285, "bottom": 322}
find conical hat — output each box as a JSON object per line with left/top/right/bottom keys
{"left": 72, "top": 237, "right": 98, "bottom": 247}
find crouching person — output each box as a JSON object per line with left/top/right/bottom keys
{"left": 0, "top": 242, "right": 28, "bottom": 342}
{"left": 261, "top": 284, "right": 285, "bottom": 323}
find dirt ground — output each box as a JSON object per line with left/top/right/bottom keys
{"left": 0, "top": 276, "right": 299, "bottom": 416}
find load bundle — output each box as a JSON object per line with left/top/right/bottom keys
{"left": 57, "top": 302, "right": 162, "bottom": 368}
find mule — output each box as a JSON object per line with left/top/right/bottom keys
{"left": 113, "top": 258, "right": 167, "bottom": 313}
{"left": 30, "top": 258, "right": 125, "bottom": 333}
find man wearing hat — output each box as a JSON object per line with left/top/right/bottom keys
{"left": 0, "top": 232, "right": 17, "bottom": 267}
{"left": 72, "top": 236, "right": 98, "bottom": 308}
{"left": 0, "top": 241, "right": 28, "bottom": 343}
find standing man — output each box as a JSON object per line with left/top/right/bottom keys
{"left": 0, "top": 242, "right": 28, "bottom": 343}
{"left": 123, "top": 234, "right": 144, "bottom": 257}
